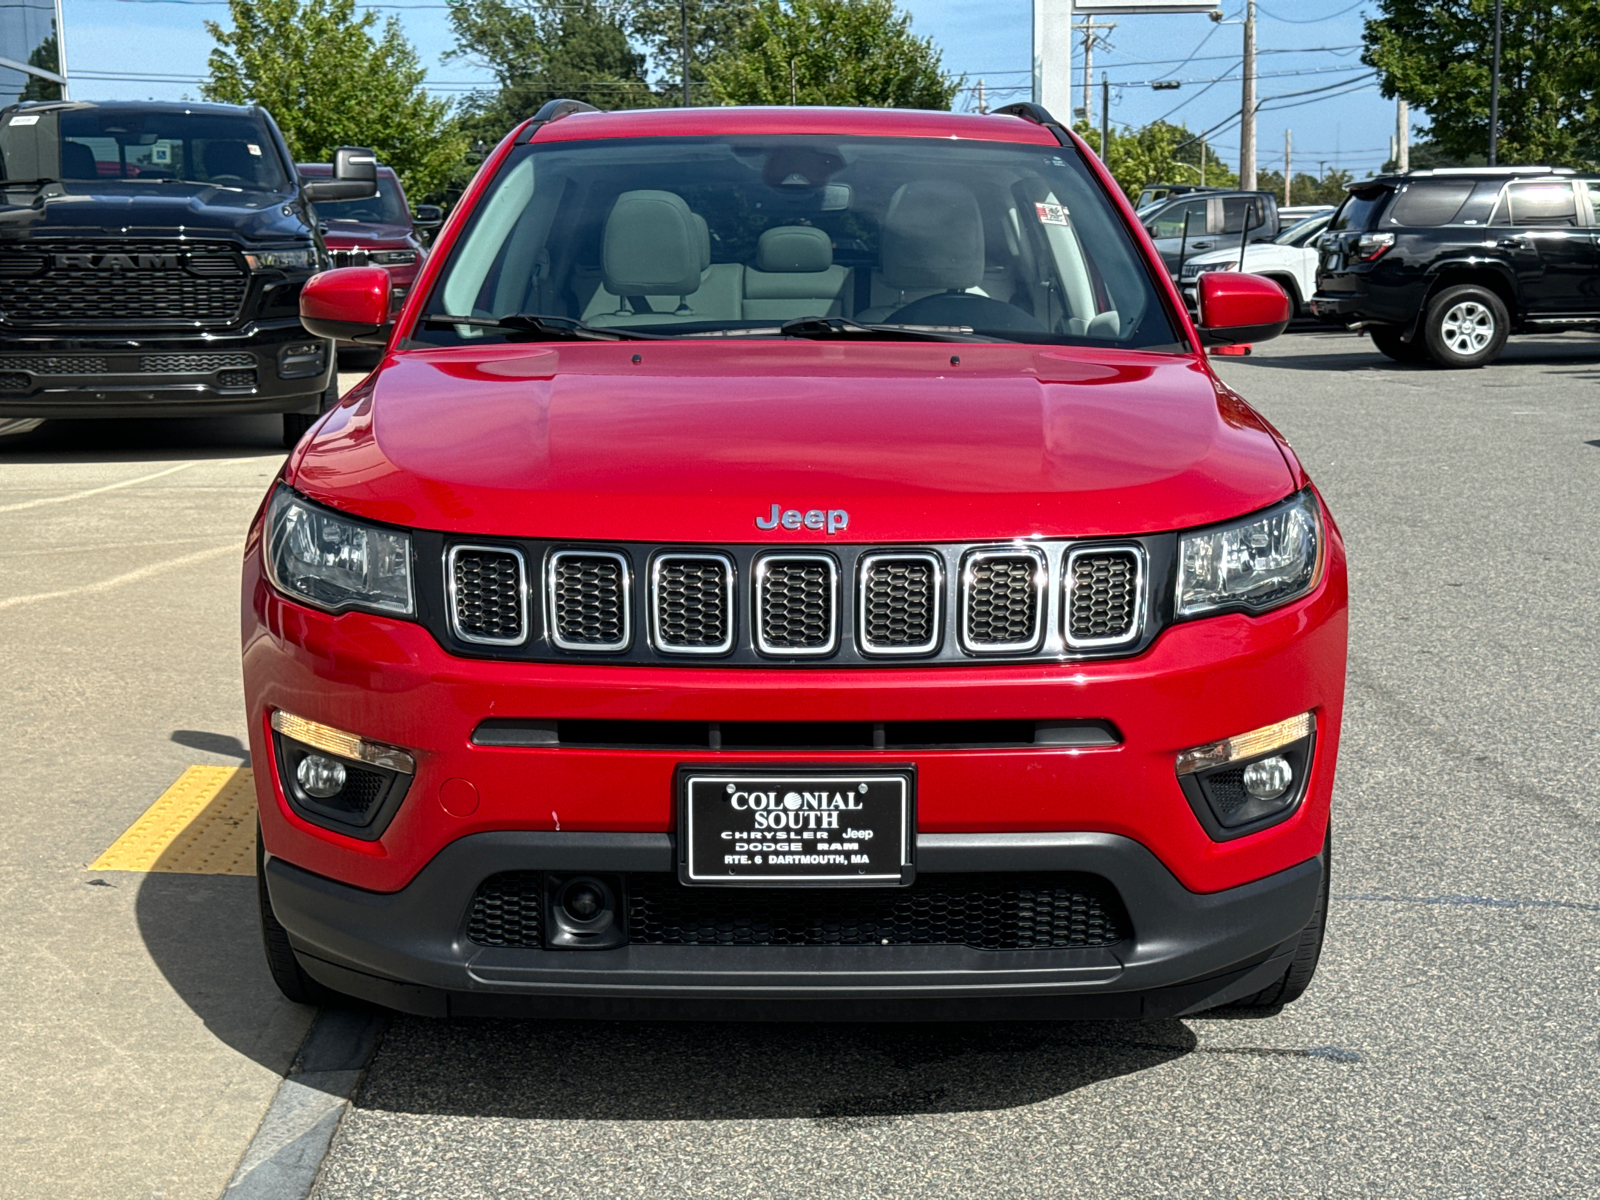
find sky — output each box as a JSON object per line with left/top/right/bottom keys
{"left": 59, "top": 0, "right": 1406, "bottom": 180}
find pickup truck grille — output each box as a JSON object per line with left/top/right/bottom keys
{"left": 434, "top": 538, "right": 1158, "bottom": 666}
{"left": 0, "top": 240, "right": 249, "bottom": 327}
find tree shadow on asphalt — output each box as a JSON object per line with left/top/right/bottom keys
{"left": 342, "top": 1014, "right": 1198, "bottom": 1122}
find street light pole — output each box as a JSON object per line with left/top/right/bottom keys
{"left": 1488, "top": 0, "right": 1503, "bottom": 165}
{"left": 682, "top": 0, "right": 691, "bottom": 107}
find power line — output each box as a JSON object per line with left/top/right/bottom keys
{"left": 1258, "top": 2, "right": 1368, "bottom": 23}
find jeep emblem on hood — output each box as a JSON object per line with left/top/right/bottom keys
{"left": 755, "top": 504, "right": 849, "bottom": 535}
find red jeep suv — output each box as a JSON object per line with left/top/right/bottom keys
{"left": 245, "top": 101, "right": 1344, "bottom": 1021}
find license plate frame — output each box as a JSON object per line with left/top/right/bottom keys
{"left": 676, "top": 764, "right": 916, "bottom": 888}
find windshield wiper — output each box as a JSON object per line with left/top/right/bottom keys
{"left": 776, "top": 316, "right": 997, "bottom": 344}
{"left": 421, "top": 313, "right": 668, "bottom": 342}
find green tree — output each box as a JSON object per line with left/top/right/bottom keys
{"left": 1363, "top": 0, "right": 1600, "bottom": 167}
{"left": 704, "top": 0, "right": 961, "bottom": 109}
{"left": 447, "top": 0, "right": 658, "bottom": 147}
{"left": 1076, "top": 120, "right": 1238, "bottom": 203}
{"left": 631, "top": 0, "right": 754, "bottom": 102}
{"left": 204, "top": 0, "right": 466, "bottom": 200}
{"left": 22, "top": 29, "right": 63, "bottom": 102}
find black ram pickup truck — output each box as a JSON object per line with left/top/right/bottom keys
{"left": 0, "top": 100, "right": 376, "bottom": 445}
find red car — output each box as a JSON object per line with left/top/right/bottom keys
{"left": 296, "top": 162, "right": 440, "bottom": 321}
{"left": 246, "top": 102, "right": 1344, "bottom": 1021}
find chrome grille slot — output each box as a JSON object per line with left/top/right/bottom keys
{"left": 755, "top": 554, "right": 838, "bottom": 656}
{"left": 548, "top": 550, "right": 630, "bottom": 651}
{"left": 1065, "top": 546, "right": 1143, "bottom": 648}
{"left": 961, "top": 548, "right": 1046, "bottom": 653}
{"left": 651, "top": 553, "right": 734, "bottom": 654}
{"left": 859, "top": 552, "right": 941, "bottom": 655}
{"left": 448, "top": 545, "right": 527, "bottom": 646}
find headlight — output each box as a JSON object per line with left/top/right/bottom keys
{"left": 245, "top": 247, "right": 318, "bottom": 271}
{"left": 370, "top": 249, "right": 419, "bottom": 266}
{"left": 1183, "top": 261, "right": 1239, "bottom": 279}
{"left": 264, "top": 488, "right": 414, "bottom": 617}
{"left": 1177, "top": 490, "right": 1321, "bottom": 618}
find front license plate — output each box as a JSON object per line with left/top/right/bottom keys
{"left": 678, "top": 766, "right": 915, "bottom": 887}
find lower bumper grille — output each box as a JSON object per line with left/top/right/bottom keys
{"left": 466, "top": 871, "right": 1127, "bottom": 951}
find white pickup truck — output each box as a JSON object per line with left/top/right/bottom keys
{"left": 1180, "top": 212, "right": 1333, "bottom": 315}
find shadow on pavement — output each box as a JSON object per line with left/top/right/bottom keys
{"left": 1232, "top": 331, "right": 1600, "bottom": 374}
{"left": 0, "top": 413, "right": 285, "bottom": 462}
{"left": 171, "top": 729, "right": 253, "bottom": 763}
{"left": 350, "top": 1014, "right": 1197, "bottom": 1121}
{"left": 135, "top": 872, "right": 313, "bottom": 1066}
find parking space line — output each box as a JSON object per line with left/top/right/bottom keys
{"left": 0, "top": 542, "right": 238, "bottom": 611}
{"left": 89, "top": 765, "right": 257, "bottom": 875}
{"left": 0, "top": 460, "right": 200, "bottom": 513}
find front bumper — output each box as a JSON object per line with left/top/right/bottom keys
{"left": 267, "top": 830, "right": 1324, "bottom": 1019}
{"left": 0, "top": 319, "right": 333, "bottom": 419}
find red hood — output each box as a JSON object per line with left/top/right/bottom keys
{"left": 290, "top": 341, "right": 1294, "bottom": 542}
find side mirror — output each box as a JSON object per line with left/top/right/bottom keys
{"left": 301, "top": 266, "right": 392, "bottom": 344}
{"left": 303, "top": 146, "right": 379, "bottom": 203}
{"left": 412, "top": 204, "right": 444, "bottom": 234}
{"left": 1196, "top": 271, "right": 1291, "bottom": 347}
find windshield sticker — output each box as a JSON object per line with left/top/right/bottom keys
{"left": 1035, "top": 202, "right": 1071, "bottom": 226}
{"left": 9, "top": 114, "right": 39, "bottom": 126}
{"left": 247, "top": 143, "right": 262, "bottom": 156}
{"left": 151, "top": 142, "right": 172, "bottom": 165}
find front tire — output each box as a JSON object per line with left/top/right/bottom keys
{"left": 258, "top": 823, "right": 343, "bottom": 1007}
{"left": 1370, "top": 325, "right": 1430, "bottom": 363}
{"left": 1422, "top": 284, "right": 1509, "bottom": 368}
{"left": 281, "top": 377, "right": 340, "bottom": 449}
{"left": 1230, "top": 825, "right": 1330, "bottom": 1009}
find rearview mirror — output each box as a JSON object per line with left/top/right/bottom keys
{"left": 303, "top": 146, "right": 379, "bottom": 203}
{"left": 300, "top": 266, "right": 392, "bottom": 344}
{"left": 1196, "top": 272, "right": 1291, "bottom": 348}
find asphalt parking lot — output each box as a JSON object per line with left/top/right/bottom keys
{"left": 3, "top": 330, "right": 1599, "bottom": 1198}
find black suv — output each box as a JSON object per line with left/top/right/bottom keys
{"left": 1138, "top": 189, "right": 1281, "bottom": 278}
{"left": 1311, "top": 167, "right": 1600, "bottom": 367}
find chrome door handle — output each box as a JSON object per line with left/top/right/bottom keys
{"left": 1191, "top": 241, "right": 1212, "bottom": 250}
{"left": 1498, "top": 237, "right": 1527, "bottom": 248}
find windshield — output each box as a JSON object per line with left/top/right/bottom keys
{"left": 312, "top": 175, "right": 408, "bottom": 225}
{"left": 54, "top": 109, "right": 289, "bottom": 190}
{"left": 414, "top": 135, "right": 1181, "bottom": 349}
{"left": 1274, "top": 214, "right": 1330, "bottom": 246}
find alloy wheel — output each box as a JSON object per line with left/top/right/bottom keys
{"left": 1439, "top": 301, "right": 1495, "bottom": 356}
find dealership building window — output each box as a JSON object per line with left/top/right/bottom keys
{"left": 0, "top": 0, "right": 68, "bottom": 104}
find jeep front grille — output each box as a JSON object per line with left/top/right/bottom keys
{"left": 1065, "top": 547, "right": 1143, "bottom": 648}
{"left": 859, "top": 552, "right": 941, "bottom": 655}
{"left": 448, "top": 545, "right": 527, "bottom": 645}
{"left": 755, "top": 554, "right": 837, "bottom": 656}
{"left": 961, "top": 548, "right": 1046, "bottom": 653}
{"left": 548, "top": 550, "right": 629, "bottom": 651}
{"left": 651, "top": 553, "right": 734, "bottom": 654}
{"left": 426, "top": 537, "right": 1155, "bottom": 665}
{"left": 0, "top": 240, "right": 249, "bottom": 328}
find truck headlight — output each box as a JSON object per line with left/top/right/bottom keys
{"left": 264, "top": 488, "right": 414, "bottom": 617}
{"left": 245, "top": 247, "right": 318, "bottom": 271}
{"left": 370, "top": 249, "right": 419, "bottom": 266}
{"left": 1177, "top": 490, "right": 1321, "bottom": 619}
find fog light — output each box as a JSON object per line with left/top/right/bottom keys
{"left": 296, "top": 753, "right": 347, "bottom": 798}
{"left": 561, "top": 880, "right": 605, "bottom": 923}
{"left": 1243, "top": 755, "right": 1293, "bottom": 801}
{"left": 545, "top": 874, "right": 627, "bottom": 949}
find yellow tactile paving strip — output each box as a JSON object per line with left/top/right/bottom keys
{"left": 89, "top": 765, "right": 257, "bottom": 875}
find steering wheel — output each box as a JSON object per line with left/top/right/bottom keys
{"left": 886, "top": 291, "right": 1046, "bottom": 334}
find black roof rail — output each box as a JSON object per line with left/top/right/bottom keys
{"left": 995, "top": 102, "right": 1060, "bottom": 127}
{"left": 520, "top": 99, "right": 601, "bottom": 142}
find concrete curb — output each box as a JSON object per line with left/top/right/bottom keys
{"left": 222, "top": 1007, "right": 387, "bottom": 1199}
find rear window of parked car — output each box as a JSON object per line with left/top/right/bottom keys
{"left": 1386, "top": 179, "right": 1475, "bottom": 227}
{"left": 1329, "top": 189, "right": 1388, "bottom": 232}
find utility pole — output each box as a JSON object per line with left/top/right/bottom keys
{"left": 681, "top": 0, "right": 691, "bottom": 107}
{"left": 1240, "top": 0, "right": 1257, "bottom": 191}
{"left": 1284, "top": 128, "right": 1291, "bottom": 207}
{"left": 1200, "top": 137, "right": 1206, "bottom": 186}
{"left": 977, "top": 79, "right": 987, "bottom": 115}
{"left": 1035, "top": 0, "right": 1074, "bottom": 117}
{"left": 1074, "top": 18, "right": 1116, "bottom": 126}
{"left": 1488, "top": 0, "right": 1503, "bottom": 165}
{"left": 1397, "top": 98, "right": 1409, "bottom": 172}
{"left": 1100, "top": 73, "right": 1110, "bottom": 161}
